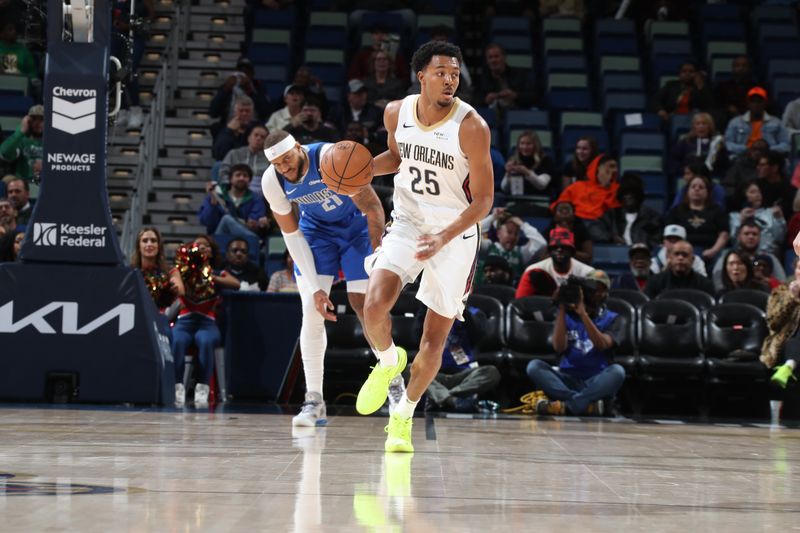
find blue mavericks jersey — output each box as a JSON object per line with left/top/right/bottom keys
{"left": 281, "top": 143, "right": 361, "bottom": 226}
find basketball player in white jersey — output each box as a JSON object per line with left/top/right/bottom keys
{"left": 355, "top": 41, "right": 494, "bottom": 452}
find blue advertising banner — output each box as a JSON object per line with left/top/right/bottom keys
{"left": 19, "top": 0, "right": 123, "bottom": 265}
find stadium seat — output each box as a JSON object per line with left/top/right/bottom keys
{"left": 706, "top": 41, "right": 747, "bottom": 64}
{"left": 0, "top": 74, "right": 29, "bottom": 96}
{"left": 717, "top": 289, "right": 769, "bottom": 311}
{"left": 645, "top": 21, "right": 689, "bottom": 42}
{"left": 473, "top": 284, "right": 517, "bottom": 306}
{"left": 703, "top": 303, "right": 769, "bottom": 407}
{"left": 595, "top": 36, "right": 638, "bottom": 57}
{"left": 612, "top": 112, "right": 662, "bottom": 140}
{"left": 506, "top": 109, "right": 550, "bottom": 130}
{"left": 468, "top": 293, "right": 506, "bottom": 370}
{"left": 305, "top": 28, "right": 347, "bottom": 48}
{"left": 695, "top": 2, "right": 740, "bottom": 21}
{"left": 651, "top": 38, "right": 692, "bottom": 58}
{"left": 489, "top": 16, "right": 530, "bottom": 35}
{"left": 610, "top": 288, "right": 649, "bottom": 308}
{"left": 546, "top": 89, "right": 592, "bottom": 111}
{"left": 655, "top": 288, "right": 716, "bottom": 314}
{"left": 752, "top": 4, "right": 795, "bottom": 25}
{"left": 544, "top": 37, "right": 583, "bottom": 54}
{"left": 620, "top": 155, "right": 664, "bottom": 174}
{"left": 252, "top": 28, "right": 291, "bottom": 44}
{"left": 247, "top": 43, "right": 291, "bottom": 65}
{"left": 417, "top": 14, "right": 455, "bottom": 32}
{"left": 547, "top": 73, "right": 587, "bottom": 91}
{"left": 506, "top": 54, "right": 533, "bottom": 69}
{"left": 491, "top": 34, "right": 532, "bottom": 53}
{"left": 544, "top": 54, "right": 586, "bottom": 74}
{"left": 593, "top": 244, "right": 630, "bottom": 271}
{"left": 254, "top": 6, "right": 296, "bottom": 29}
{"left": 601, "top": 73, "right": 644, "bottom": 95}
{"left": 0, "top": 94, "right": 33, "bottom": 117}
{"left": 595, "top": 18, "right": 635, "bottom": 37}
{"left": 505, "top": 296, "right": 559, "bottom": 375}
{"left": 324, "top": 292, "right": 373, "bottom": 386}
{"left": 701, "top": 21, "right": 746, "bottom": 42}
{"left": 637, "top": 299, "right": 705, "bottom": 394}
{"left": 600, "top": 55, "right": 640, "bottom": 74}
{"left": 542, "top": 17, "right": 581, "bottom": 36}
{"left": 606, "top": 297, "right": 637, "bottom": 375}
{"left": 603, "top": 92, "right": 647, "bottom": 118}
{"left": 619, "top": 132, "right": 666, "bottom": 155}
{"left": 560, "top": 111, "right": 604, "bottom": 133}
{"left": 669, "top": 114, "right": 693, "bottom": 141}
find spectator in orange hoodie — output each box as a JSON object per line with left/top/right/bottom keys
{"left": 552, "top": 154, "right": 620, "bottom": 240}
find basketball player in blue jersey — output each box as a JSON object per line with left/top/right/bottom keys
{"left": 261, "top": 130, "right": 385, "bottom": 427}
{"left": 355, "top": 41, "right": 494, "bottom": 452}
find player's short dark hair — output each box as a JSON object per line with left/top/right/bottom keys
{"left": 411, "top": 41, "right": 463, "bottom": 74}
{"left": 230, "top": 163, "right": 253, "bottom": 180}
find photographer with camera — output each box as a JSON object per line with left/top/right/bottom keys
{"left": 527, "top": 270, "right": 626, "bottom": 416}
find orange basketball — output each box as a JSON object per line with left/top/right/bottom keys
{"left": 319, "top": 140, "right": 374, "bottom": 196}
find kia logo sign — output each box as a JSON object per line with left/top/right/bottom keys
{"left": 0, "top": 301, "right": 135, "bottom": 336}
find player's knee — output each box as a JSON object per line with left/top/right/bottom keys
{"left": 363, "top": 291, "right": 392, "bottom": 318}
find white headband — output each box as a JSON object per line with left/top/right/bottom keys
{"left": 265, "top": 134, "right": 298, "bottom": 161}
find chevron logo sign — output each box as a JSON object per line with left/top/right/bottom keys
{"left": 51, "top": 86, "right": 97, "bottom": 135}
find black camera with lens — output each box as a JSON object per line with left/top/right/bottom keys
{"left": 554, "top": 275, "right": 597, "bottom": 307}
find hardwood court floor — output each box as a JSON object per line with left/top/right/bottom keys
{"left": 2, "top": 405, "right": 800, "bottom": 531}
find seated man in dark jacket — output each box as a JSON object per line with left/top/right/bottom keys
{"left": 222, "top": 237, "right": 268, "bottom": 291}
{"left": 643, "top": 239, "right": 715, "bottom": 298}
{"left": 198, "top": 164, "right": 269, "bottom": 240}
{"left": 596, "top": 172, "right": 662, "bottom": 248}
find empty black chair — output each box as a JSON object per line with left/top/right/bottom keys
{"left": 473, "top": 284, "right": 517, "bottom": 305}
{"left": 637, "top": 299, "right": 704, "bottom": 382}
{"left": 610, "top": 288, "right": 649, "bottom": 309}
{"left": 466, "top": 293, "right": 506, "bottom": 370}
{"left": 717, "top": 289, "right": 769, "bottom": 312}
{"left": 656, "top": 288, "right": 716, "bottom": 313}
{"left": 606, "top": 297, "right": 637, "bottom": 374}
{"left": 704, "top": 303, "right": 769, "bottom": 391}
{"left": 324, "top": 292, "right": 373, "bottom": 390}
{"left": 505, "top": 296, "right": 559, "bottom": 379}
{"left": 392, "top": 290, "right": 422, "bottom": 353}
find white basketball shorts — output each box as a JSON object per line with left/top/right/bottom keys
{"left": 365, "top": 218, "right": 480, "bottom": 320}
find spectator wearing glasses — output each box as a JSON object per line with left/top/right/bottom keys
{"left": 643, "top": 238, "right": 715, "bottom": 298}
{"left": 222, "top": 237, "right": 268, "bottom": 291}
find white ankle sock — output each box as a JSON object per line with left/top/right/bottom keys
{"left": 394, "top": 392, "right": 418, "bottom": 419}
{"left": 375, "top": 342, "right": 398, "bottom": 367}
{"left": 786, "top": 359, "right": 796, "bottom": 370}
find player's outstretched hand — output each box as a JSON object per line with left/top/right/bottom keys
{"left": 313, "top": 290, "right": 337, "bottom": 321}
{"left": 415, "top": 233, "right": 445, "bottom": 261}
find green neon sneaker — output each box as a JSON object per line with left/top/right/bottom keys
{"left": 771, "top": 363, "right": 797, "bottom": 389}
{"left": 356, "top": 347, "right": 407, "bottom": 415}
{"left": 384, "top": 413, "right": 414, "bottom": 453}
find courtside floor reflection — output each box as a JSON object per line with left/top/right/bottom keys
{"left": 1, "top": 404, "right": 799, "bottom": 531}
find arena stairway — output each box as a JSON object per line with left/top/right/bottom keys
{"left": 136, "top": 0, "right": 245, "bottom": 257}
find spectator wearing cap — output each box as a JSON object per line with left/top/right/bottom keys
{"left": 212, "top": 95, "right": 259, "bottom": 160}
{"left": 265, "top": 84, "right": 305, "bottom": 133}
{"left": 0, "top": 104, "right": 43, "bottom": 183}
{"left": 218, "top": 124, "right": 270, "bottom": 198}
{"left": 516, "top": 227, "right": 593, "bottom": 299}
{"left": 545, "top": 200, "right": 593, "bottom": 264}
{"left": 474, "top": 43, "right": 536, "bottom": 112}
{"left": 209, "top": 57, "right": 271, "bottom": 131}
{"left": 651, "top": 224, "right": 708, "bottom": 276}
{"left": 725, "top": 87, "right": 790, "bottom": 157}
{"left": 665, "top": 173, "right": 729, "bottom": 261}
{"left": 363, "top": 48, "right": 408, "bottom": 110}
{"left": 528, "top": 269, "right": 626, "bottom": 417}
{"left": 479, "top": 207, "right": 547, "bottom": 283}
{"left": 552, "top": 154, "right": 620, "bottom": 241}
{"left": 753, "top": 253, "right": 781, "bottom": 291}
{"left": 478, "top": 255, "right": 515, "bottom": 287}
{"left": 283, "top": 97, "right": 340, "bottom": 145}
{"left": 655, "top": 60, "right": 716, "bottom": 121}
{"left": 612, "top": 243, "right": 652, "bottom": 291}
{"left": 327, "top": 79, "right": 383, "bottom": 139}
{"left": 715, "top": 56, "right": 755, "bottom": 124}
{"left": 596, "top": 172, "right": 663, "bottom": 248}
{"left": 644, "top": 238, "right": 715, "bottom": 298}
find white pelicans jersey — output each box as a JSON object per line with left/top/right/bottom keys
{"left": 392, "top": 94, "right": 474, "bottom": 229}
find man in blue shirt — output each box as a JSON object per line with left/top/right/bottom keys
{"left": 527, "top": 270, "right": 626, "bottom": 416}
